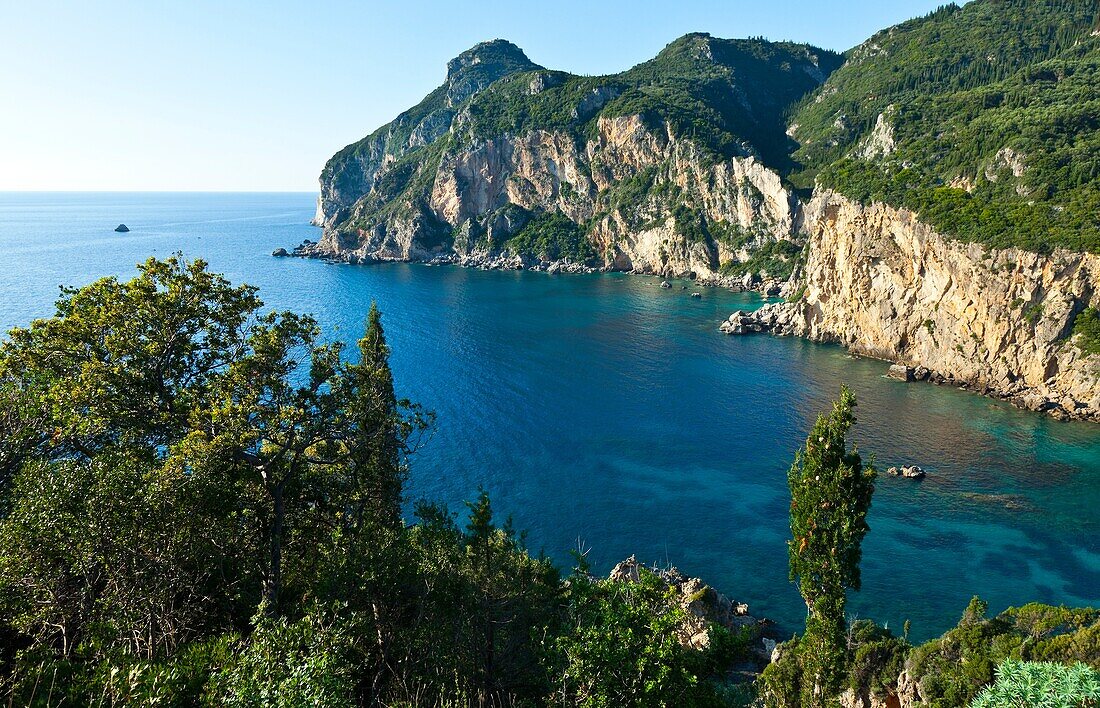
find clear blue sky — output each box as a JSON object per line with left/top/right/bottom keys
{"left": 0, "top": 1, "right": 949, "bottom": 192}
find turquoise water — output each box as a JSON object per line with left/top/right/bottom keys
{"left": 1, "top": 192, "right": 1097, "bottom": 641}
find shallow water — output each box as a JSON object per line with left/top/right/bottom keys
{"left": 1, "top": 192, "right": 1097, "bottom": 641}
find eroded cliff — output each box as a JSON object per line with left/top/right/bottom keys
{"left": 741, "top": 192, "right": 1100, "bottom": 420}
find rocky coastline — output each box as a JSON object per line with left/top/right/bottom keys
{"left": 294, "top": 36, "right": 1099, "bottom": 424}
{"left": 288, "top": 238, "right": 790, "bottom": 294}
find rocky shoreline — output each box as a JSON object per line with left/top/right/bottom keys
{"left": 285, "top": 239, "right": 789, "bottom": 295}
{"left": 719, "top": 301, "right": 1098, "bottom": 422}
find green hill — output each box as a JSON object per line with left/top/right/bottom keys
{"left": 789, "top": 0, "right": 1100, "bottom": 253}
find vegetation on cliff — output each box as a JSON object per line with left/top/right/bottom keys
{"left": 790, "top": 0, "right": 1100, "bottom": 253}
{"left": 1, "top": 259, "right": 1097, "bottom": 706}
{"left": 318, "top": 0, "right": 1100, "bottom": 266}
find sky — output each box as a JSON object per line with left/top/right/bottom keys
{"left": 0, "top": 1, "right": 950, "bottom": 192}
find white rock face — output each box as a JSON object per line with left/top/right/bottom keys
{"left": 775, "top": 191, "right": 1100, "bottom": 420}
{"left": 313, "top": 115, "right": 799, "bottom": 278}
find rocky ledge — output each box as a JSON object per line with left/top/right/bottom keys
{"left": 286, "top": 239, "right": 793, "bottom": 294}
{"left": 607, "top": 555, "right": 777, "bottom": 662}
{"left": 718, "top": 303, "right": 797, "bottom": 335}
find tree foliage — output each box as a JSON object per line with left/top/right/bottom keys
{"left": 768, "top": 386, "right": 876, "bottom": 706}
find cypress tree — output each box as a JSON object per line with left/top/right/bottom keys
{"left": 787, "top": 385, "right": 876, "bottom": 705}
{"left": 347, "top": 301, "right": 404, "bottom": 528}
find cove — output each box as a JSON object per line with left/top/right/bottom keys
{"left": 1, "top": 192, "right": 1097, "bottom": 641}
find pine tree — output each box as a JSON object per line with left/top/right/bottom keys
{"left": 787, "top": 385, "right": 876, "bottom": 705}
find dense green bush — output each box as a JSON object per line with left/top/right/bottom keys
{"left": 209, "top": 609, "right": 360, "bottom": 708}
{"left": 906, "top": 599, "right": 1100, "bottom": 707}
{"left": 505, "top": 210, "right": 597, "bottom": 263}
{"left": 719, "top": 240, "right": 802, "bottom": 280}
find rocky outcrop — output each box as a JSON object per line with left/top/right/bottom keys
{"left": 724, "top": 191, "right": 1100, "bottom": 420}
{"left": 312, "top": 40, "right": 542, "bottom": 230}
{"left": 607, "top": 556, "right": 769, "bottom": 654}
{"left": 887, "top": 465, "right": 926, "bottom": 479}
{"left": 114, "top": 224, "right": 129, "bottom": 233}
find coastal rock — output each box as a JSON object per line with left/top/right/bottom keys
{"left": 887, "top": 465, "right": 926, "bottom": 479}
{"left": 114, "top": 224, "right": 129, "bottom": 233}
{"left": 271, "top": 248, "right": 290, "bottom": 257}
{"left": 606, "top": 556, "right": 766, "bottom": 651}
{"left": 888, "top": 364, "right": 915, "bottom": 381}
{"left": 774, "top": 191, "right": 1100, "bottom": 422}
{"left": 720, "top": 302, "right": 800, "bottom": 335}
{"left": 660, "top": 280, "right": 671, "bottom": 288}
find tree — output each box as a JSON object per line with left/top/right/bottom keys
{"left": 786, "top": 386, "right": 876, "bottom": 705}
{"left": 0, "top": 256, "right": 428, "bottom": 672}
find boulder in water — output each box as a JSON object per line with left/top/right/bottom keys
{"left": 887, "top": 465, "right": 926, "bottom": 479}
{"left": 271, "top": 248, "right": 290, "bottom": 257}
{"left": 114, "top": 224, "right": 130, "bottom": 233}
{"left": 888, "top": 364, "right": 915, "bottom": 381}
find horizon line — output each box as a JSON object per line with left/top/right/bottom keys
{"left": 0, "top": 189, "right": 320, "bottom": 194}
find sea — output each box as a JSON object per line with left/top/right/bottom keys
{"left": 1, "top": 191, "right": 1097, "bottom": 641}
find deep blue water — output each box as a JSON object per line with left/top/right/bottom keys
{"left": 1, "top": 192, "right": 1097, "bottom": 641}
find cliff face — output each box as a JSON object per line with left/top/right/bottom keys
{"left": 307, "top": 114, "right": 799, "bottom": 278}
{"left": 760, "top": 192, "right": 1100, "bottom": 420}
{"left": 303, "top": 25, "right": 1100, "bottom": 420}
{"left": 312, "top": 39, "right": 542, "bottom": 230}
{"left": 302, "top": 34, "right": 838, "bottom": 280}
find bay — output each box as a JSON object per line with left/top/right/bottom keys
{"left": 1, "top": 191, "right": 1096, "bottom": 641}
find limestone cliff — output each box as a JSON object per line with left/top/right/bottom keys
{"left": 741, "top": 191, "right": 1100, "bottom": 421}
{"left": 301, "top": 25, "right": 1100, "bottom": 421}
{"left": 301, "top": 34, "right": 840, "bottom": 281}
{"left": 305, "top": 114, "right": 800, "bottom": 278}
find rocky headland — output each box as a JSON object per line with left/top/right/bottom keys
{"left": 293, "top": 22, "right": 1100, "bottom": 422}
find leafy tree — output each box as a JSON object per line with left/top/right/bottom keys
{"left": 0, "top": 257, "right": 427, "bottom": 688}
{"left": 785, "top": 386, "right": 876, "bottom": 705}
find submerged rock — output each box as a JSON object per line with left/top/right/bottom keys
{"left": 114, "top": 224, "right": 130, "bottom": 233}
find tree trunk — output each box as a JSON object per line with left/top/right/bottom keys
{"left": 265, "top": 480, "right": 285, "bottom": 614}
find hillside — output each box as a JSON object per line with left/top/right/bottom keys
{"left": 300, "top": 0, "right": 1100, "bottom": 421}
{"left": 306, "top": 34, "right": 842, "bottom": 280}
{"left": 790, "top": 0, "right": 1100, "bottom": 253}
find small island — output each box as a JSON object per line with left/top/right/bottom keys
{"left": 114, "top": 224, "right": 129, "bottom": 233}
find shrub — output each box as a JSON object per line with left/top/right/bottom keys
{"left": 1072, "top": 307, "right": 1100, "bottom": 356}
{"left": 970, "top": 659, "right": 1100, "bottom": 707}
